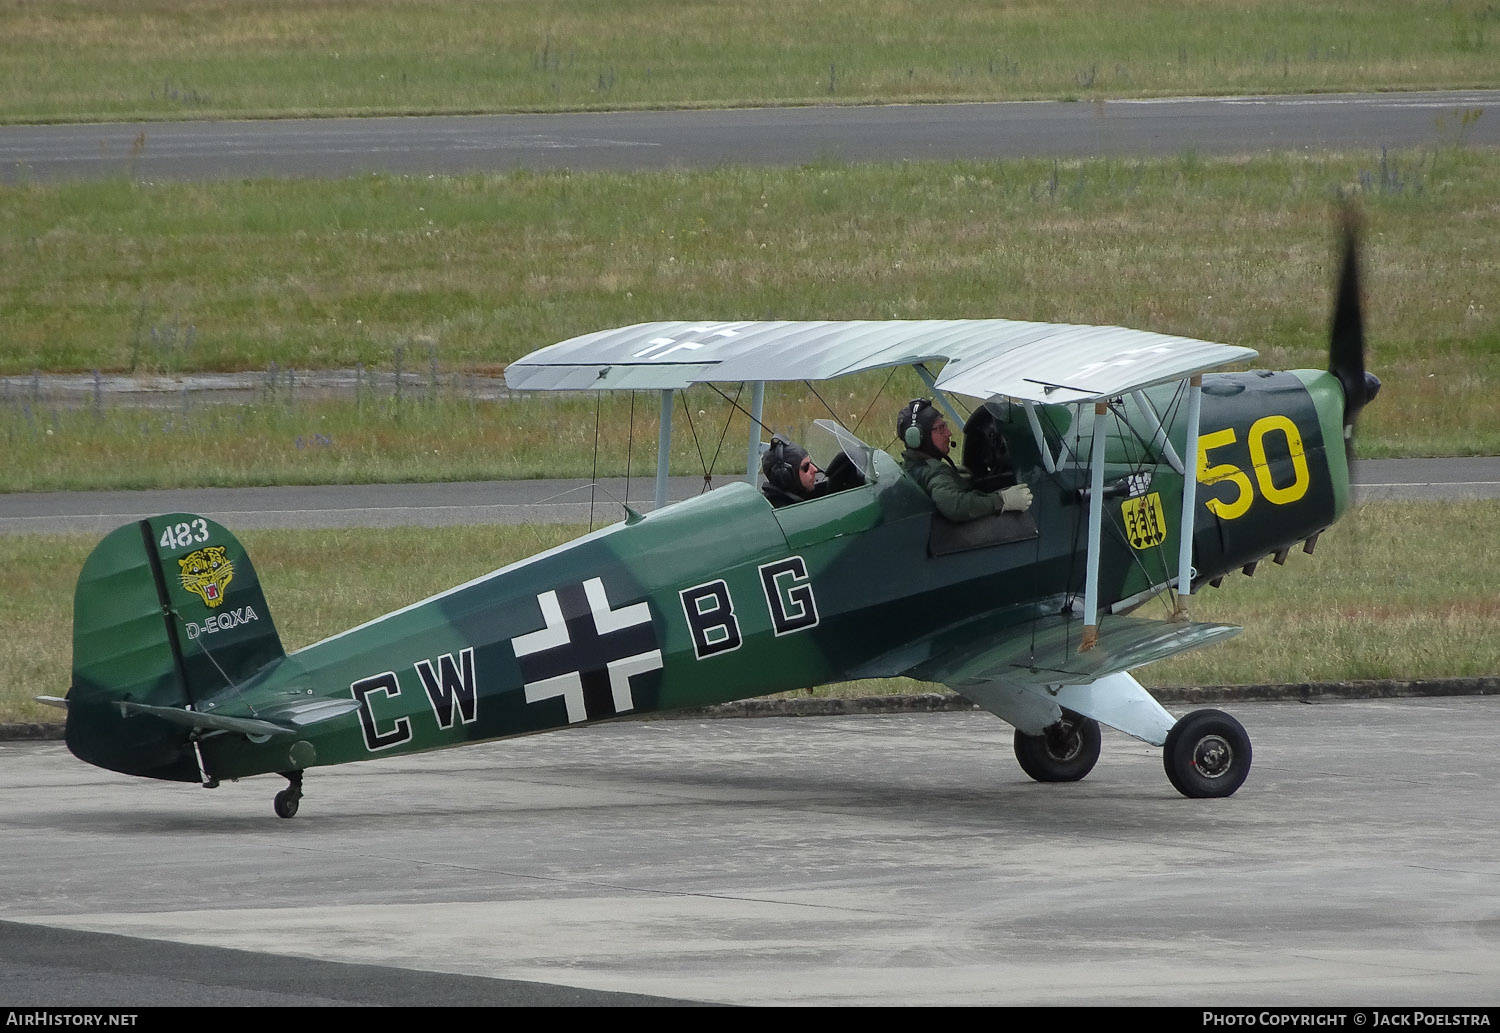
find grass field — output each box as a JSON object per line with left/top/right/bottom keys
{"left": 4, "top": 501, "right": 1494, "bottom": 724}
{"left": 4, "top": 2, "right": 1497, "bottom": 488}
{"left": 1, "top": 1, "right": 1496, "bottom": 123}
{"left": 4, "top": 148, "right": 1499, "bottom": 492}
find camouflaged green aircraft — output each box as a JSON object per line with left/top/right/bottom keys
{"left": 43, "top": 221, "right": 1377, "bottom": 818}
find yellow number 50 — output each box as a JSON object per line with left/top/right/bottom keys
{"left": 1197, "top": 416, "right": 1310, "bottom": 520}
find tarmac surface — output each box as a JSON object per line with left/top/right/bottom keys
{"left": 4, "top": 697, "right": 1499, "bottom": 1006}
{"left": 1, "top": 457, "right": 1496, "bottom": 535}
{"left": 3, "top": 91, "right": 1498, "bottom": 183}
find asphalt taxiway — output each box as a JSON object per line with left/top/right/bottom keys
{"left": 4, "top": 91, "right": 1498, "bottom": 183}
{"left": 2, "top": 457, "right": 1496, "bottom": 535}
{"left": 4, "top": 698, "right": 1498, "bottom": 1006}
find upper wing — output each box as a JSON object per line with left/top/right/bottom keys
{"left": 503, "top": 319, "right": 1256, "bottom": 402}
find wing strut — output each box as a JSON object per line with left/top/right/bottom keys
{"left": 1173, "top": 374, "right": 1205, "bottom": 617}
{"left": 914, "top": 364, "right": 966, "bottom": 428}
{"left": 1022, "top": 402, "right": 1058, "bottom": 474}
{"left": 1080, "top": 400, "right": 1109, "bottom": 651}
{"left": 743, "top": 380, "right": 766, "bottom": 483}
{"left": 655, "top": 389, "right": 673, "bottom": 511}
{"left": 1128, "top": 389, "right": 1185, "bottom": 475}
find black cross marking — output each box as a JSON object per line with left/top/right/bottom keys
{"left": 513, "top": 578, "right": 661, "bottom": 724}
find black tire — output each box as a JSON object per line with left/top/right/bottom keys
{"left": 273, "top": 789, "right": 300, "bottom": 819}
{"left": 1013, "top": 713, "right": 1102, "bottom": 783}
{"left": 1163, "top": 709, "right": 1252, "bottom": 798}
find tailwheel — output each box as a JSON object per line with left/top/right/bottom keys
{"left": 274, "top": 770, "right": 304, "bottom": 819}
{"left": 1163, "top": 709, "right": 1252, "bottom": 798}
{"left": 1013, "top": 711, "right": 1102, "bottom": 783}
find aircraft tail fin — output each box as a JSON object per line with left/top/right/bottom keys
{"left": 66, "top": 514, "right": 286, "bottom": 781}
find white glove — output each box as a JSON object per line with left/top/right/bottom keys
{"left": 999, "top": 483, "right": 1032, "bottom": 513}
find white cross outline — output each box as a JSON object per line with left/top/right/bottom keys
{"left": 1071, "top": 344, "right": 1173, "bottom": 381}
{"left": 514, "top": 577, "right": 663, "bottom": 724}
{"left": 632, "top": 324, "right": 740, "bottom": 361}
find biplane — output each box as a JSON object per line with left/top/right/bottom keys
{"left": 42, "top": 219, "right": 1376, "bottom": 816}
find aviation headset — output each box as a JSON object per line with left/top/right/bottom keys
{"left": 899, "top": 398, "right": 940, "bottom": 450}
{"left": 762, "top": 435, "right": 809, "bottom": 494}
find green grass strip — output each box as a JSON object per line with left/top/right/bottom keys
{"left": 2, "top": 0, "right": 1497, "bottom": 123}
{"left": 4, "top": 150, "right": 1499, "bottom": 489}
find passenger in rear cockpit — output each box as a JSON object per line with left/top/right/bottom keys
{"left": 760, "top": 435, "right": 829, "bottom": 508}
{"left": 897, "top": 398, "right": 1032, "bottom": 522}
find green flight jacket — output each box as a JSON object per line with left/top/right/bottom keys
{"left": 901, "top": 449, "right": 1005, "bottom": 522}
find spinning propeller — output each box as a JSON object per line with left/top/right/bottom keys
{"left": 1328, "top": 206, "right": 1381, "bottom": 464}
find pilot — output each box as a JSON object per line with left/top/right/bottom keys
{"left": 897, "top": 398, "right": 1032, "bottom": 521}
{"left": 760, "top": 435, "right": 827, "bottom": 508}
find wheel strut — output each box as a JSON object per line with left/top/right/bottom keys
{"left": 274, "top": 770, "right": 304, "bottom": 819}
{"left": 1013, "top": 710, "right": 1102, "bottom": 783}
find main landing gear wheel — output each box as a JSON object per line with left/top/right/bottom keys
{"left": 274, "top": 770, "right": 304, "bottom": 819}
{"left": 1163, "top": 709, "right": 1252, "bottom": 798}
{"left": 1013, "top": 711, "right": 1102, "bottom": 783}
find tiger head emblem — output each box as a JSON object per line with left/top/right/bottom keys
{"left": 179, "top": 546, "right": 234, "bottom": 608}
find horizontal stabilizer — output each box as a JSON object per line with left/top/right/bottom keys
{"left": 119, "top": 697, "right": 362, "bottom": 739}
{"left": 119, "top": 701, "right": 295, "bottom": 739}
{"left": 907, "top": 613, "right": 1240, "bottom": 687}
{"left": 251, "top": 698, "right": 363, "bottom": 727}
{"left": 35, "top": 696, "right": 68, "bottom": 710}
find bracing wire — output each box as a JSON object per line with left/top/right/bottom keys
{"left": 678, "top": 389, "right": 712, "bottom": 492}
{"left": 804, "top": 380, "right": 844, "bottom": 425}
{"left": 1082, "top": 393, "right": 1195, "bottom": 619}
{"left": 1113, "top": 386, "right": 1196, "bottom": 616}
{"left": 703, "top": 382, "right": 745, "bottom": 478}
{"left": 704, "top": 381, "right": 777, "bottom": 439}
{"left": 1105, "top": 398, "right": 1172, "bottom": 615}
{"left": 185, "top": 630, "right": 248, "bottom": 705}
{"left": 850, "top": 366, "right": 901, "bottom": 434}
